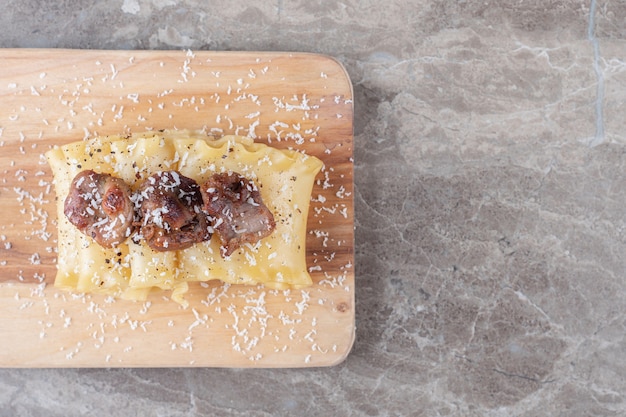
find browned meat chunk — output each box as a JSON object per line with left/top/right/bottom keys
{"left": 136, "top": 171, "right": 210, "bottom": 251}
{"left": 201, "top": 172, "right": 276, "bottom": 257}
{"left": 64, "top": 170, "right": 134, "bottom": 248}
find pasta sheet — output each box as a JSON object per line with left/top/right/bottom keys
{"left": 46, "top": 130, "right": 323, "bottom": 306}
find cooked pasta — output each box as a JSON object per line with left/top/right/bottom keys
{"left": 46, "top": 130, "right": 323, "bottom": 306}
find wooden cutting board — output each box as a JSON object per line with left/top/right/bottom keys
{"left": 0, "top": 49, "right": 354, "bottom": 367}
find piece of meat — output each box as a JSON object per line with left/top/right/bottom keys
{"left": 201, "top": 172, "right": 276, "bottom": 257}
{"left": 136, "top": 171, "right": 211, "bottom": 251}
{"left": 64, "top": 170, "right": 134, "bottom": 248}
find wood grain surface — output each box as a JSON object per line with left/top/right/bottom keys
{"left": 0, "top": 49, "right": 354, "bottom": 367}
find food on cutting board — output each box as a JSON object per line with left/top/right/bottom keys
{"left": 46, "top": 130, "right": 323, "bottom": 307}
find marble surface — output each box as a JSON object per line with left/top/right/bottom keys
{"left": 1, "top": 1, "right": 626, "bottom": 416}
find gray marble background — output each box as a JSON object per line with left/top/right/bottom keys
{"left": 2, "top": 1, "right": 626, "bottom": 416}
